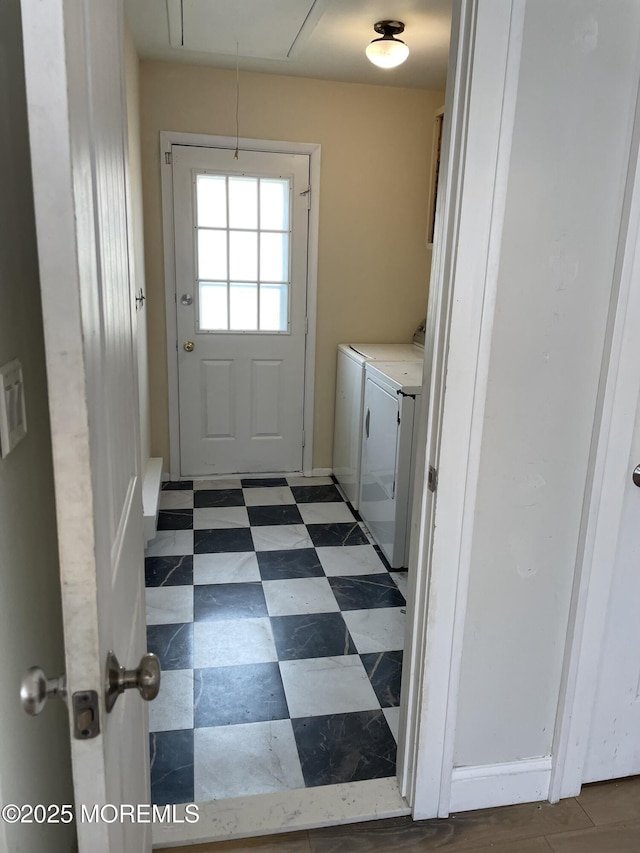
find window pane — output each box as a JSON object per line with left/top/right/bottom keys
{"left": 229, "top": 231, "right": 257, "bottom": 280}
{"left": 199, "top": 282, "right": 228, "bottom": 330}
{"left": 229, "top": 177, "right": 258, "bottom": 229}
{"left": 260, "top": 233, "right": 288, "bottom": 282}
{"left": 260, "top": 179, "right": 289, "bottom": 230}
{"left": 198, "top": 230, "right": 227, "bottom": 279}
{"left": 230, "top": 283, "right": 258, "bottom": 330}
{"left": 260, "top": 283, "right": 288, "bottom": 331}
{"left": 197, "top": 175, "right": 226, "bottom": 228}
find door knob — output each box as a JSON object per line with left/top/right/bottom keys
{"left": 105, "top": 650, "right": 161, "bottom": 713}
{"left": 183, "top": 341, "right": 195, "bottom": 352}
{"left": 20, "top": 667, "right": 66, "bottom": 716}
{"left": 633, "top": 465, "right": 640, "bottom": 487}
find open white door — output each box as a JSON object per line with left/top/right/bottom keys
{"left": 21, "top": 1, "right": 152, "bottom": 851}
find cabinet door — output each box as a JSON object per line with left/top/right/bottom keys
{"left": 360, "top": 376, "right": 399, "bottom": 563}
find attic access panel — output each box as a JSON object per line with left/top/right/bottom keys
{"left": 167, "top": 0, "right": 326, "bottom": 60}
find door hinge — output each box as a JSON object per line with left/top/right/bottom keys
{"left": 304, "top": 316, "right": 309, "bottom": 335}
{"left": 428, "top": 465, "right": 438, "bottom": 493}
{"left": 165, "top": 151, "right": 172, "bottom": 165}
{"left": 397, "top": 412, "right": 401, "bottom": 425}
{"left": 300, "top": 186, "right": 311, "bottom": 209}
{"left": 302, "top": 429, "right": 306, "bottom": 448}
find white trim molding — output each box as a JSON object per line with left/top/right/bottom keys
{"left": 450, "top": 758, "right": 552, "bottom": 813}
{"left": 399, "top": 0, "right": 526, "bottom": 821}
{"left": 159, "top": 131, "right": 320, "bottom": 479}
{"left": 549, "top": 72, "right": 640, "bottom": 802}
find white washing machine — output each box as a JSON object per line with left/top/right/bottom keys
{"left": 333, "top": 325, "right": 425, "bottom": 509}
{"left": 359, "top": 360, "right": 423, "bottom": 569}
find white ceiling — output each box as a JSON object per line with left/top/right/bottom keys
{"left": 124, "top": 0, "right": 452, "bottom": 90}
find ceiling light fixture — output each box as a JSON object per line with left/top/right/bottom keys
{"left": 365, "top": 20, "right": 409, "bottom": 69}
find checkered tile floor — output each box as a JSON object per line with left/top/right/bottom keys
{"left": 145, "top": 476, "right": 408, "bottom": 806}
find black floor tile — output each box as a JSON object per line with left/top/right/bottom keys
{"left": 194, "top": 582, "right": 267, "bottom": 621}
{"left": 374, "top": 544, "right": 393, "bottom": 572}
{"left": 194, "top": 489, "right": 245, "bottom": 508}
{"left": 257, "top": 548, "right": 325, "bottom": 580}
{"left": 157, "top": 509, "right": 193, "bottom": 531}
{"left": 291, "top": 484, "right": 344, "bottom": 503}
{"left": 270, "top": 612, "right": 357, "bottom": 660}
{"left": 146, "top": 622, "right": 193, "bottom": 670}
{"left": 247, "top": 504, "right": 303, "bottom": 526}
{"left": 194, "top": 663, "right": 289, "bottom": 727}
{"left": 149, "top": 730, "right": 194, "bottom": 805}
{"left": 145, "top": 555, "right": 193, "bottom": 587}
{"left": 292, "top": 710, "right": 396, "bottom": 787}
{"left": 328, "top": 574, "right": 406, "bottom": 610}
{"left": 360, "top": 651, "right": 403, "bottom": 707}
{"left": 241, "top": 477, "right": 288, "bottom": 488}
{"left": 162, "top": 480, "right": 193, "bottom": 491}
{"left": 307, "top": 522, "right": 369, "bottom": 547}
{"left": 194, "top": 527, "right": 254, "bottom": 553}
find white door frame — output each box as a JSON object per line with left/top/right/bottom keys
{"left": 398, "top": 0, "right": 525, "bottom": 819}
{"left": 549, "top": 75, "right": 640, "bottom": 802}
{"left": 160, "top": 131, "right": 320, "bottom": 478}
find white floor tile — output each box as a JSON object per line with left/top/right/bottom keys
{"left": 194, "top": 720, "right": 304, "bottom": 801}
{"left": 145, "top": 529, "right": 193, "bottom": 557}
{"left": 251, "top": 524, "right": 313, "bottom": 552}
{"left": 243, "top": 486, "right": 295, "bottom": 506}
{"left": 192, "top": 478, "right": 242, "bottom": 490}
{"left": 341, "top": 608, "right": 406, "bottom": 653}
{"left": 193, "top": 506, "right": 249, "bottom": 529}
{"left": 262, "top": 577, "right": 339, "bottom": 616}
{"left": 145, "top": 586, "right": 193, "bottom": 625}
{"left": 159, "top": 490, "right": 194, "bottom": 510}
{"left": 383, "top": 707, "right": 401, "bottom": 742}
{"left": 286, "top": 476, "right": 334, "bottom": 486}
{"left": 148, "top": 669, "right": 193, "bottom": 732}
{"left": 280, "top": 656, "right": 380, "bottom": 718}
{"left": 316, "top": 545, "right": 387, "bottom": 577}
{"left": 193, "top": 617, "right": 277, "bottom": 668}
{"left": 297, "top": 502, "right": 356, "bottom": 525}
{"left": 390, "top": 571, "right": 409, "bottom": 600}
{"left": 193, "top": 552, "right": 260, "bottom": 585}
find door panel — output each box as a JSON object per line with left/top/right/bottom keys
{"left": 360, "top": 376, "right": 400, "bottom": 563}
{"left": 583, "top": 389, "right": 640, "bottom": 783}
{"left": 172, "top": 145, "right": 310, "bottom": 476}
{"left": 21, "top": 0, "right": 150, "bottom": 850}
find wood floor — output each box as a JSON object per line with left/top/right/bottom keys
{"left": 160, "top": 776, "right": 640, "bottom": 852}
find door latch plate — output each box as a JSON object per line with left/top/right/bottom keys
{"left": 72, "top": 690, "right": 100, "bottom": 739}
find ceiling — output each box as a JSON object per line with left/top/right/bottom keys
{"left": 124, "top": 0, "right": 452, "bottom": 90}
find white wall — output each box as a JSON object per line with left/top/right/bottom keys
{"left": 454, "top": 0, "right": 640, "bottom": 767}
{"left": 0, "top": 1, "right": 75, "bottom": 850}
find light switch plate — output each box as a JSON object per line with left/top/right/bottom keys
{"left": 0, "top": 359, "right": 27, "bottom": 458}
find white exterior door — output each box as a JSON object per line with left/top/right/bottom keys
{"left": 172, "top": 145, "right": 310, "bottom": 476}
{"left": 583, "top": 393, "right": 640, "bottom": 783}
{"left": 21, "top": 1, "right": 151, "bottom": 851}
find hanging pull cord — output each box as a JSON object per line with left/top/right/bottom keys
{"left": 234, "top": 41, "right": 240, "bottom": 160}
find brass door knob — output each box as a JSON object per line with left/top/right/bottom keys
{"left": 105, "top": 650, "right": 161, "bottom": 713}
{"left": 183, "top": 341, "right": 195, "bottom": 352}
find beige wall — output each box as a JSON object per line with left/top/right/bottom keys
{"left": 139, "top": 62, "right": 444, "bottom": 469}
{"left": 0, "top": 2, "right": 74, "bottom": 850}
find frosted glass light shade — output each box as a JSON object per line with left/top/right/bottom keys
{"left": 366, "top": 37, "right": 409, "bottom": 68}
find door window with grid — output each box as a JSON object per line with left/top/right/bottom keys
{"left": 195, "top": 174, "right": 291, "bottom": 333}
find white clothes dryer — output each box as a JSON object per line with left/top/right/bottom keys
{"left": 333, "top": 333, "right": 424, "bottom": 509}
{"left": 359, "top": 360, "right": 423, "bottom": 569}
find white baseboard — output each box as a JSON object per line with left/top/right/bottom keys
{"left": 142, "top": 457, "right": 163, "bottom": 544}
{"left": 449, "top": 757, "right": 552, "bottom": 813}
{"left": 303, "top": 467, "right": 333, "bottom": 477}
